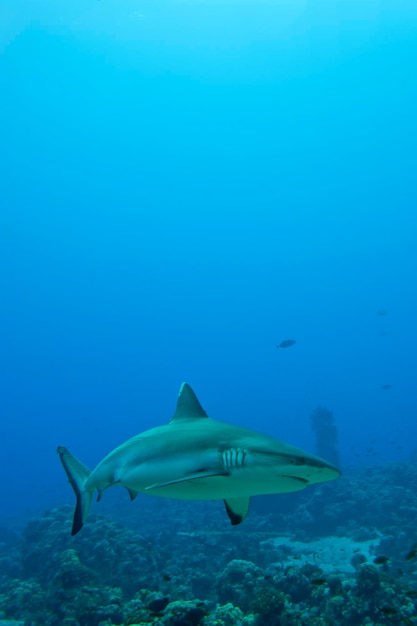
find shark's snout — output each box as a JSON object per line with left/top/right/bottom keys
{"left": 301, "top": 457, "right": 341, "bottom": 485}
{"left": 282, "top": 451, "right": 341, "bottom": 485}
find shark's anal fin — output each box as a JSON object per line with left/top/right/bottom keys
{"left": 224, "top": 497, "right": 251, "bottom": 525}
{"left": 145, "top": 469, "right": 229, "bottom": 491}
{"left": 127, "top": 488, "right": 139, "bottom": 501}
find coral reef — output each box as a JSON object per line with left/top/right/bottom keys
{"left": 0, "top": 461, "right": 417, "bottom": 625}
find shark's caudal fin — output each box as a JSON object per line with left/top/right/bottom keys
{"left": 57, "top": 446, "right": 94, "bottom": 536}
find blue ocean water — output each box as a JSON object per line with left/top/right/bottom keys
{"left": 2, "top": 4, "right": 417, "bottom": 625}
{"left": 1, "top": 0, "right": 416, "bottom": 528}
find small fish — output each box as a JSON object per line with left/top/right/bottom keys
{"left": 406, "top": 543, "right": 417, "bottom": 561}
{"left": 276, "top": 339, "right": 296, "bottom": 349}
{"left": 377, "top": 309, "right": 388, "bottom": 316}
{"left": 264, "top": 574, "right": 273, "bottom": 581}
{"left": 310, "top": 577, "right": 327, "bottom": 586}
{"left": 406, "top": 589, "right": 417, "bottom": 596}
{"left": 162, "top": 573, "right": 172, "bottom": 582}
{"left": 147, "top": 597, "right": 170, "bottom": 613}
{"left": 373, "top": 556, "right": 390, "bottom": 565}
{"left": 379, "top": 606, "right": 397, "bottom": 616}
{"left": 381, "top": 384, "right": 392, "bottom": 390}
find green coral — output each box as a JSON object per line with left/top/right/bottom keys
{"left": 203, "top": 603, "right": 256, "bottom": 625}
{"left": 0, "top": 580, "right": 50, "bottom": 624}
{"left": 249, "top": 586, "right": 289, "bottom": 621}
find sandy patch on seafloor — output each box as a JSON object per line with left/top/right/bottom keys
{"left": 262, "top": 535, "right": 380, "bottom": 574}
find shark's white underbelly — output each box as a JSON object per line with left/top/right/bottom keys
{"left": 123, "top": 466, "right": 307, "bottom": 500}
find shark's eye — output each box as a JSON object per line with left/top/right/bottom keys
{"left": 291, "top": 457, "right": 306, "bottom": 466}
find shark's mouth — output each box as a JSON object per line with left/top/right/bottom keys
{"left": 283, "top": 475, "right": 309, "bottom": 485}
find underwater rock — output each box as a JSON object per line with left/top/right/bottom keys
{"left": 327, "top": 574, "right": 343, "bottom": 596}
{"left": 310, "top": 405, "right": 340, "bottom": 468}
{"left": 53, "top": 548, "right": 97, "bottom": 589}
{"left": 350, "top": 552, "right": 367, "bottom": 570}
{"left": 355, "top": 563, "right": 381, "bottom": 595}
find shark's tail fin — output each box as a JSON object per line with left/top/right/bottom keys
{"left": 57, "top": 446, "right": 94, "bottom": 536}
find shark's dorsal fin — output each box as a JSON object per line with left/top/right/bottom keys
{"left": 170, "top": 382, "right": 208, "bottom": 422}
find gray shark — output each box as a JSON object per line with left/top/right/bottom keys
{"left": 58, "top": 383, "right": 340, "bottom": 535}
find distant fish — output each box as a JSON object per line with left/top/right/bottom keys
{"left": 373, "top": 556, "right": 390, "bottom": 565}
{"left": 276, "top": 339, "right": 296, "bottom": 349}
{"left": 405, "top": 543, "right": 417, "bottom": 562}
{"left": 377, "top": 309, "right": 388, "bottom": 316}
{"left": 310, "top": 577, "right": 327, "bottom": 586}
{"left": 379, "top": 607, "right": 398, "bottom": 616}
{"left": 381, "top": 384, "right": 392, "bottom": 390}
{"left": 147, "top": 597, "right": 170, "bottom": 613}
{"left": 379, "top": 330, "right": 390, "bottom": 337}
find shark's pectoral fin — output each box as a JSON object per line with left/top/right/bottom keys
{"left": 145, "top": 469, "right": 229, "bottom": 491}
{"left": 224, "top": 497, "right": 251, "bottom": 525}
